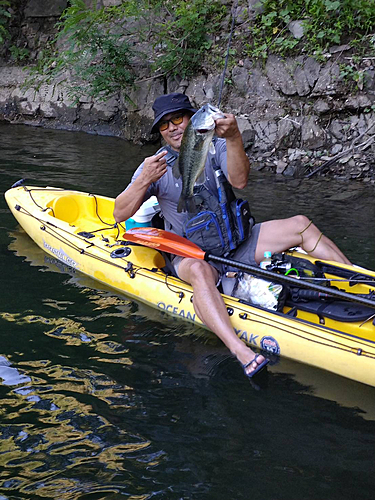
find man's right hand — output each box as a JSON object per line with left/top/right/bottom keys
{"left": 139, "top": 150, "right": 168, "bottom": 184}
{"left": 113, "top": 150, "right": 168, "bottom": 223}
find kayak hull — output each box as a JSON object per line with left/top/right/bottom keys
{"left": 5, "top": 185, "right": 375, "bottom": 387}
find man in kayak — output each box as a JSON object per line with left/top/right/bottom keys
{"left": 114, "top": 93, "right": 351, "bottom": 379}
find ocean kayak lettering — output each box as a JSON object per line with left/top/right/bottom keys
{"left": 234, "top": 328, "right": 259, "bottom": 346}
{"left": 43, "top": 240, "right": 78, "bottom": 269}
{"left": 157, "top": 302, "right": 196, "bottom": 321}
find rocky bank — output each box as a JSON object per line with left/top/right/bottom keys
{"left": 1, "top": 0, "right": 375, "bottom": 183}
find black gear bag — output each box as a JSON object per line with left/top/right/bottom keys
{"left": 183, "top": 164, "right": 254, "bottom": 256}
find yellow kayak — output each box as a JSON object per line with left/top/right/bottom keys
{"left": 5, "top": 184, "right": 375, "bottom": 387}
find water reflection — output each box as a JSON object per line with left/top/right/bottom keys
{"left": 0, "top": 355, "right": 31, "bottom": 386}
{"left": 0, "top": 316, "right": 162, "bottom": 499}
{"left": 0, "top": 123, "right": 156, "bottom": 196}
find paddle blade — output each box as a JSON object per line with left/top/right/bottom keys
{"left": 124, "top": 227, "right": 206, "bottom": 260}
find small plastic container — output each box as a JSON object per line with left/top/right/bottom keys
{"left": 125, "top": 196, "right": 160, "bottom": 230}
{"left": 260, "top": 251, "right": 272, "bottom": 270}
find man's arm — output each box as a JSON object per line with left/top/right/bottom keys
{"left": 214, "top": 114, "right": 250, "bottom": 189}
{"left": 113, "top": 150, "right": 168, "bottom": 222}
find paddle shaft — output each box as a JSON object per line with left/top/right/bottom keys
{"left": 124, "top": 227, "right": 375, "bottom": 310}
{"left": 206, "top": 253, "right": 375, "bottom": 309}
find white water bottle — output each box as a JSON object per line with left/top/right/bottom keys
{"left": 260, "top": 251, "right": 272, "bottom": 270}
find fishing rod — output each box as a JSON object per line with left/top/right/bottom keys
{"left": 280, "top": 277, "right": 375, "bottom": 283}
{"left": 217, "top": 0, "right": 238, "bottom": 107}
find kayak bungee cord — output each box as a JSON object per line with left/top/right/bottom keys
{"left": 90, "top": 193, "right": 127, "bottom": 239}
{"left": 12, "top": 198, "right": 189, "bottom": 303}
{"left": 17, "top": 190, "right": 171, "bottom": 286}
{"left": 15, "top": 204, "right": 129, "bottom": 270}
{"left": 23, "top": 186, "right": 65, "bottom": 215}
{"left": 90, "top": 193, "right": 115, "bottom": 226}
{"left": 14, "top": 201, "right": 137, "bottom": 267}
{"left": 26, "top": 186, "right": 126, "bottom": 239}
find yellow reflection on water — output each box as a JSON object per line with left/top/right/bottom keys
{"left": 0, "top": 311, "right": 109, "bottom": 346}
{"left": 91, "top": 356, "right": 132, "bottom": 365}
{"left": 96, "top": 441, "right": 152, "bottom": 467}
{"left": 90, "top": 294, "right": 132, "bottom": 309}
{"left": 94, "top": 340, "right": 129, "bottom": 355}
{"left": 43, "top": 298, "right": 75, "bottom": 311}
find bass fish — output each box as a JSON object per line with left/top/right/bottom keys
{"left": 173, "top": 103, "right": 225, "bottom": 213}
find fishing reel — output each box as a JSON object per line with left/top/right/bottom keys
{"left": 267, "top": 253, "right": 329, "bottom": 285}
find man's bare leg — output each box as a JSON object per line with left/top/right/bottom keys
{"left": 177, "top": 258, "right": 267, "bottom": 376}
{"left": 255, "top": 215, "right": 351, "bottom": 265}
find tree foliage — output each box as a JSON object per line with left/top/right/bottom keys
{"left": 27, "top": 0, "right": 226, "bottom": 102}
{"left": 25, "top": 0, "right": 375, "bottom": 101}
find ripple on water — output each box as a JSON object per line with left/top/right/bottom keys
{"left": 0, "top": 350, "right": 169, "bottom": 499}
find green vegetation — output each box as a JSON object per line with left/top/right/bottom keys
{"left": 25, "top": 0, "right": 375, "bottom": 100}
{"left": 245, "top": 0, "right": 375, "bottom": 60}
{"left": 0, "top": 0, "right": 11, "bottom": 44}
{"left": 1, "top": 1, "right": 31, "bottom": 62}
{"left": 151, "top": 0, "right": 226, "bottom": 77}
{"left": 27, "top": 0, "right": 138, "bottom": 102}
{"left": 26, "top": 0, "right": 226, "bottom": 103}
{"left": 9, "top": 45, "right": 29, "bottom": 62}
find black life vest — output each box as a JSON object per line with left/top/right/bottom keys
{"left": 183, "top": 161, "right": 254, "bottom": 256}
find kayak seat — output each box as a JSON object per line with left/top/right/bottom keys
{"left": 286, "top": 298, "right": 374, "bottom": 322}
{"left": 47, "top": 196, "right": 80, "bottom": 224}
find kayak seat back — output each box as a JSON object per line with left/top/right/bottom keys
{"left": 286, "top": 298, "right": 374, "bottom": 323}
{"left": 47, "top": 194, "right": 109, "bottom": 225}
{"left": 47, "top": 195, "right": 81, "bottom": 224}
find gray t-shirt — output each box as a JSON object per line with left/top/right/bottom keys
{"left": 127, "top": 138, "right": 228, "bottom": 236}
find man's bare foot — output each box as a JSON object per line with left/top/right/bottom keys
{"left": 242, "top": 353, "right": 269, "bottom": 378}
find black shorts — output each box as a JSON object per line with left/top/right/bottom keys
{"left": 172, "top": 223, "right": 261, "bottom": 295}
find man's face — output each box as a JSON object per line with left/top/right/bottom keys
{"left": 159, "top": 111, "right": 191, "bottom": 151}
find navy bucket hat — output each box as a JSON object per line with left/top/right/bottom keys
{"left": 151, "top": 93, "right": 196, "bottom": 134}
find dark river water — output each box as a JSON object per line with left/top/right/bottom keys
{"left": 1, "top": 122, "right": 375, "bottom": 499}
